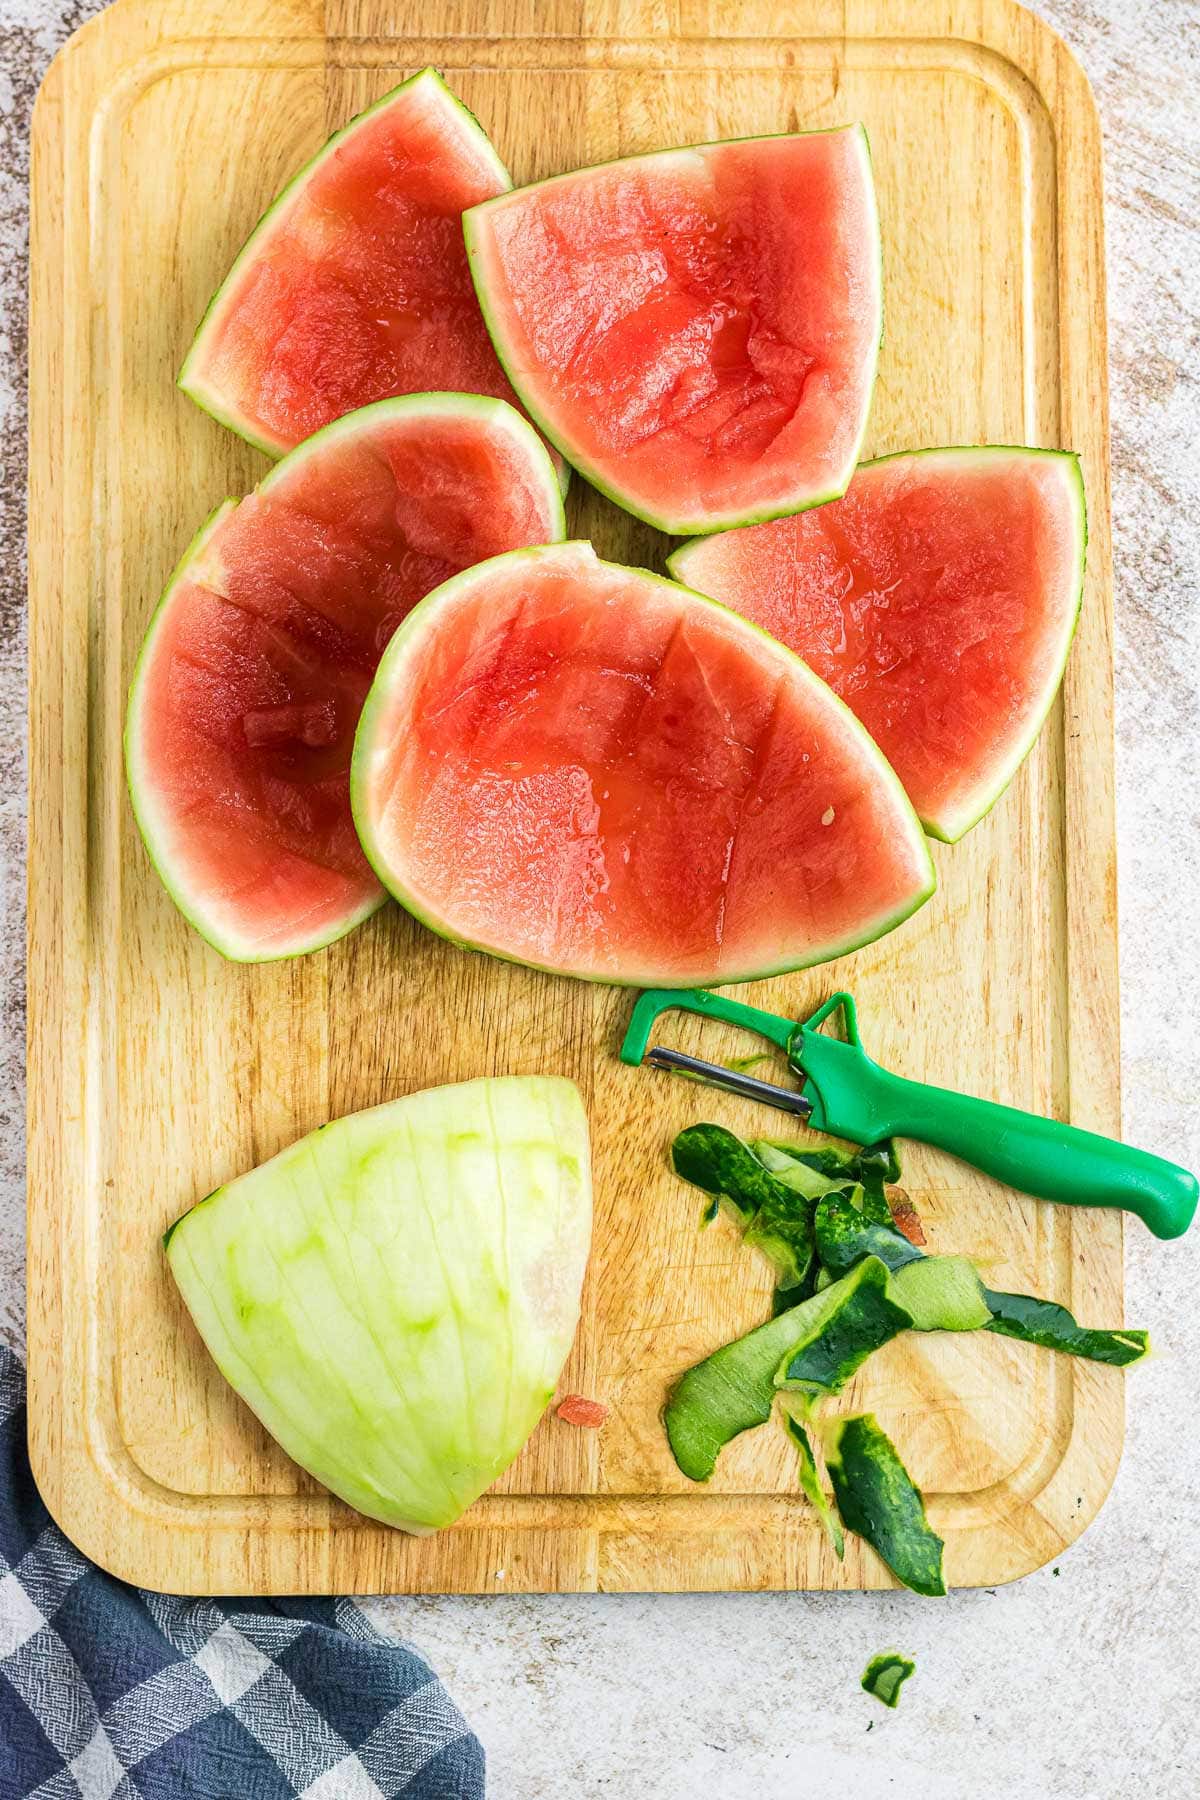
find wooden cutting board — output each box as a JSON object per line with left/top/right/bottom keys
{"left": 27, "top": 0, "right": 1119, "bottom": 1595}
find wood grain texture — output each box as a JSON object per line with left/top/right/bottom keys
{"left": 27, "top": 0, "right": 1118, "bottom": 1595}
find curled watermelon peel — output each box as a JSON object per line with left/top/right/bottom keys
{"left": 464, "top": 125, "right": 883, "bottom": 535}
{"left": 670, "top": 446, "right": 1088, "bottom": 843}
{"left": 126, "top": 393, "right": 566, "bottom": 962}
{"left": 351, "top": 541, "right": 935, "bottom": 989}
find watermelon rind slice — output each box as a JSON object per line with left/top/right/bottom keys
{"left": 126, "top": 393, "right": 567, "bottom": 963}
{"left": 125, "top": 502, "right": 383, "bottom": 963}
{"left": 178, "top": 68, "right": 513, "bottom": 461}
{"left": 669, "top": 445, "right": 1088, "bottom": 845}
{"left": 463, "top": 126, "right": 883, "bottom": 536}
{"left": 350, "top": 541, "right": 935, "bottom": 987}
{"left": 916, "top": 447, "right": 1086, "bottom": 843}
{"left": 251, "top": 388, "right": 567, "bottom": 534}
{"left": 124, "top": 501, "right": 387, "bottom": 963}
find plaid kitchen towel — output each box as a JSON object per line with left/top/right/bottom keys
{"left": 0, "top": 1345, "right": 485, "bottom": 1799}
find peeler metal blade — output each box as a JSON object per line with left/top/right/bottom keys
{"left": 643, "top": 1046, "right": 813, "bottom": 1118}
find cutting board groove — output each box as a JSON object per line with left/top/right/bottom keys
{"left": 28, "top": 0, "right": 1119, "bottom": 1594}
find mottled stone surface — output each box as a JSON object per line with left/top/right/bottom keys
{"left": 2, "top": 2, "right": 1197, "bottom": 1794}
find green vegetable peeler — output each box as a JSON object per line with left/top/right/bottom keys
{"left": 620, "top": 988, "right": 1198, "bottom": 1242}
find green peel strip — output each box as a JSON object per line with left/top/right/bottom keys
{"left": 982, "top": 1288, "right": 1149, "bottom": 1365}
{"left": 775, "top": 1258, "right": 912, "bottom": 1395}
{"left": 815, "top": 1191, "right": 923, "bottom": 1276}
{"left": 664, "top": 1260, "right": 900, "bottom": 1482}
{"left": 756, "top": 1138, "right": 898, "bottom": 1223}
{"left": 782, "top": 1410, "right": 844, "bottom": 1559}
{"left": 672, "top": 1126, "right": 898, "bottom": 1309}
{"left": 825, "top": 1413, "right": 946, "bottom": 1598}
{"left": 813, "top": 1185, "right": 1147, "bottom": 1361}
{"left": 889, "top": 1255, "right": 992, "bottom": 1332}
{"left": 672, "top": 1124, "right": 827, "bottom": 1300}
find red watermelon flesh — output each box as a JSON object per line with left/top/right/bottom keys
{"left": 179, "top": 68, "right": 560, "bottom": 473}
{"left": 351, "top": 542, "right": 934, "bottom": 987}
{"left": 669, "top": 448, "right": 1087, "bottom": 842}
{"left": 464, "top": 127, "right": 881, "bottom": 533}
{"left": 126, "top": 395, "right": 565, "bottom": 960}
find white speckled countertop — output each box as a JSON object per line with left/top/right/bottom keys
{"left": 2, "top": 3, "right": 1197, "bottom": 1793}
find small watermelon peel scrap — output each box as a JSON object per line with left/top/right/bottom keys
{"left": 887, "top": 1188, "right": 927, "bottom": 1246}
{"left": 862, "top": 1652, "right": 916, "bottom": 1709}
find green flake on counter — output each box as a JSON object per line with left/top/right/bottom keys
{"left": 862, "top": 1651, "right": 916, "bottom": 1708}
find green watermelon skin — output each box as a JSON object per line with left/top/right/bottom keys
{"left": 464, "top": 126, "right": 882, "bottom": 535}
{"left": 671, "top": 447, "right": 1087, "bottom": 843}
{"left": 351, "top": 541, "right": 935, "bottom": 988}
{"left": 126, "top": 394, "right": 566, "bottom": 962}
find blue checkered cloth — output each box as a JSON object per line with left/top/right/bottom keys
{"left": 0, "top": 1346, "right": 485, "bottom": 1799}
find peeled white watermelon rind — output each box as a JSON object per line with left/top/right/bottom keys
{"left": 179, "top": 67, "right": 513, "bottom": 459}
{"left": 463, "top": 125, "right": 883, "bottom": 536}
{"left": 165, "top": 1076, "right": 592, "bottom": 1533}
{"left": 125, "top": 392, "right": 567, "bottom": 962}
{"left": 350, "top": 540, "right": 935, "bottom": 987}
{"left": 670, "top": 444, "right": 1088, "bottom": 845}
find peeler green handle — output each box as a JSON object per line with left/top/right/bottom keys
{"left": 621, "top": 989, "right": 1198, "bottom": 1241}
